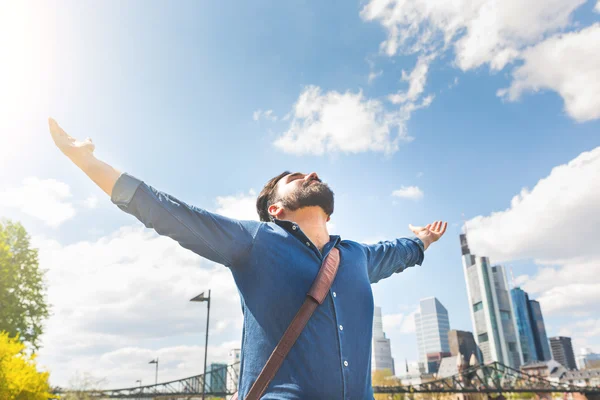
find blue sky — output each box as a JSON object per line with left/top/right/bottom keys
{"left": 0, "top": 0, "right": 599, "bottom": 388}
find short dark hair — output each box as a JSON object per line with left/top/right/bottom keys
{"left": 256, "top": 171, "right": 290, "bottom": 222}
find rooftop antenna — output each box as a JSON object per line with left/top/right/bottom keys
{"left": 510, "top": 266, "right": 516, "bottom": 289}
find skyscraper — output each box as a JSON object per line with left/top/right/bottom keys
{"left": 511, "top": 287, "right": 539, "bottom": 363}
{"left": 414, "top": 297, "right": 450, "bottom": 372}
{"left": 210, "top": 363, "right": 228, "bottom": 393}
{"left": 372, "top": 306, "right": 395, "bottom": 374}
{"left": 528, "top": 300, "right": 552, "bottom": 361}
{"left": 448, "top": 330, "right": 481, "bottom": 362}
{"left": 550, "top": 336, "right": 577, "bottom": 370}
{"left": 227, "top": 348, "right": 241, "bottom": 393}
{"left": 460, "top": 234, "right": 523, "bottom": 368}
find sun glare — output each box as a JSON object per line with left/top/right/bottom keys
{"left": 0, "top": 2, "right": 55, "bottom": 167}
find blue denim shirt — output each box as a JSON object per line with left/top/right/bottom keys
{"left": 111, "top": 173, "right": 425, "bottom": 400}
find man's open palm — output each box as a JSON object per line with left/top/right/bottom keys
{"left": 48, "top": 118, "right": 95, "bottom": 160}
{"left": 409, "top": 220, "right": 447, "bottom": 250}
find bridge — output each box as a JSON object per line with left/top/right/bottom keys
{"left": 53, "top": 361, "right": 600, "bottom": 399}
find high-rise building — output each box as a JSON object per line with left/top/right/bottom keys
{"left": 426, "top": 351, "right": 451, "bottom": 374}
{"left": 414, "top": 297, "right": 450, "bottom": 372}
{"left": 550, "top": 337, "right": 577, "bottom": 370}
{"left": 460, "top": 234, "right": 523, "bottom": 368}
{"left": 511, "top": 287, "right": 539, "bottom": 363}
{"left": 528, "top": 300, "right": 552, "bottom": 361}
{"left": 210, "top": 363, "right": 228, "bottom": 393}
{"left": 372, "top": 306, "right": 395, "bottom": 374}
{"left": 227, "top": 348, "right": 241, "bottom": 393}
{"left": 448, "top": 330, "right": 481, "bottom": 362}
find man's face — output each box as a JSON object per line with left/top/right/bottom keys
{"left": 273, "top": 172, "right": 334, "bottom": 217}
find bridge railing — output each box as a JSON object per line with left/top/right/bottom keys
{"left": 53, "top": 361, "right": 600, "bottom": 398}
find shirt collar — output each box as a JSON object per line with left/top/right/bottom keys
{"left": 272, "top": 219, "right": 341, "bottom": 246}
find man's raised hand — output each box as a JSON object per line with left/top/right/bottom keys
{"left": 47, "top": 117, "right": 121, "bottom": 197}
{"left": 409, "top": 220, "right": 448, "bottom": 250}
{"left": 48, "top": 118, "right": 95, "bottom": 162}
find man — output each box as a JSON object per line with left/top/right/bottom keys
{"left": 48, "top": 118, "right": 447, "bottom": 399}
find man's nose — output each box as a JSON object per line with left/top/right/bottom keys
{"left": 305, "top": 172, "right": 319, "bottom": 182}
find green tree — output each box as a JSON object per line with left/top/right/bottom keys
{"left": 372, "top": 369, "right": 406, "bottom": 400}
{"left": 0, "top": 220, "right": 50, "bottom": 350}
{"left": 0, "top": 331, "right": 52, "bottom": 399}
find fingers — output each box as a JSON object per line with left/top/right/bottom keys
{"left": 48, "top": 117, "right": 67, "bottom": 139}
{"left": 440, "top": 221, "right": 447, "bottom": 236}
{"left": 431, "top": 220, "right": 446, "bottom": 232}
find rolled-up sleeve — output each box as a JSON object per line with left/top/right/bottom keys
{"left": 364, "top": 237, "right": 425, "bottom": 283}
{"left": 111, "top": 173, "right": 261, "bottom": 268}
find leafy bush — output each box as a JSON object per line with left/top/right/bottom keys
{"left": 0, "top": 331, "right": 52, "bottom": 399}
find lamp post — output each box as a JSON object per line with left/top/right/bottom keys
{"left": 149, "top": 358, "right": 159, "bottom": 385}
{"left": 136, "top": 379, "right": 142, "bottom": 387}
{"left": 190, "top": 290, "right": 211, "bottom": 400}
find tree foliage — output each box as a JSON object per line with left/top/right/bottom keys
{"left": 0, "top": 331, "right": 52, "bottom": 399}
{"left": 372, "top": 369, "right": 406, "bottom": 400}
{"left": 0, "top": 220, "right": 49, "bottom": 350}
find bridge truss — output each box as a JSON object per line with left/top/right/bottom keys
{"left": 54, "top": 361, "right": 600, "bottom": 399}
{"left": 375, "top": 362, "right": 600, "bottom": 396}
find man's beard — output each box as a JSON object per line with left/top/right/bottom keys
{"left": 279, "top": 179, "right": 334, "bottom": 217}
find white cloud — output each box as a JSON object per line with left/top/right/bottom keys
{"left": 215, "top": 190, "right": 259, "bottom": 221}
{"left": 366, "top": 57, "right": 383, "bottom": 83}
{"left": 253, "top": 109, "right": 278, "bottom": 122}
{"left": 361, "top": 0, "right": 584, "bottom": 70}
{"left": 274, "top": 85, "right": 410, "bottom": 155}
{"left": 368, "top": 70, "right": 383, "bottom": 83}
{"left": 464, "top": 147, "right": 600, "bottom": 317}
{"left": 361, "top": 0, "right": 599, "bottom": 123}
{"left": 465, "top": 146, "right": 599, "bottom": 265}
{"left": 34, "top": 226, "right": 243, "bottom": 388}
{"left": 84, "top": 195, "right": 99, "bottom": 209}
{"left": 392, "top": 186, "right": 424, "bottom": 200}
{"left": 388, "top": 54, "right": 435, "bottom": 104}
{"left": 595, "top": 0, "right": 600, "bottom": 12}
{"left": 382, "top": 310, "right": 417, "bottom": 334}
{"left": 0, "top": 177, "right": 75, "bottom": 227}
{"left": 569, "top": 319, "right": 600, "bottom": 338}
{"left": 498, "top": 24, "right": 600, "bottom": 122}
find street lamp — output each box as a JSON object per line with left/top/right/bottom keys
{"left": 136, "top": 379, "right": 142, "bottom": 387}
{"left": 190, "top": 290, "right": 211, "bottom": 400}
{"left": 149, "top": 358, "right": 159, "bottom": 385}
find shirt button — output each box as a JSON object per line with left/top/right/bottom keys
{"left": 339, "top": 325, "right": 343, "bottom": 331}
{"left": 333, "top": 292, "right": 337, "bottom": 298}
{"left": 292, "top": 225, "right": 297, "bottom": 230}
{"left": 306, "top": 242, "right": 310, "bottom": 246}
{"left": 344, "top": 361, "right": 349, "bottom": 367}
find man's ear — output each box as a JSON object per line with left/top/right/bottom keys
{"left": 268, "top": 203, "right": 284, "bottom": 220}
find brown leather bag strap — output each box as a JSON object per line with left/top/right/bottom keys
{"left": 244, "top": 247, "right": 341, "bottom": 400}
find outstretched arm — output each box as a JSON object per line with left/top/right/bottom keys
{"left": 48, "top": 118, "right": 260, "bottom": 268}
{"left": 365, "top": 220, "right": 447, "bottom": 283}
{"left": 48, "top": 118, "right": 120, "bottom": 197}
